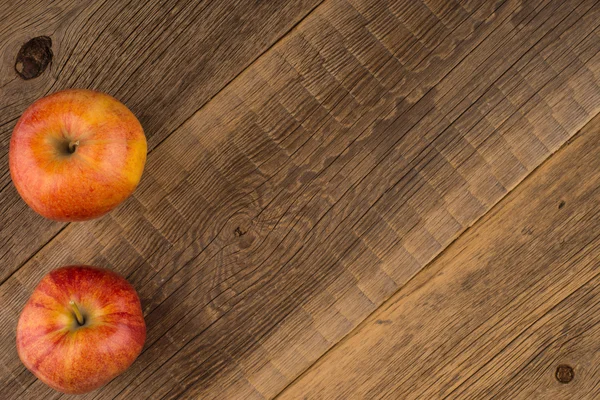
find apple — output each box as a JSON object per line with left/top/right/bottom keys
{"left": 16, "top": 265, "right": 146, "bottom": 394}
{"left": 9, "top": 89, "right": 147, "bottom": 221}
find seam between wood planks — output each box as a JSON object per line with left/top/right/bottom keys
{"left": 6, "top": 0, "right": 599, "bottom": 396}
{"left": 273, "top": 108, "right": 600, "bottom": 400}
{"left": 270, "top": 0, "right": 600, "bottom": 395}
{"left": 0, "top": 0, "right": 326, "bottom": 288}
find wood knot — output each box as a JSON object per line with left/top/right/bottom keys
{"left": 234, "top": 227, "right": 246, "bottom": 237}
{"left": 558, "top": 200, "right": 566, "bottom": 209}
{"left": 555, "top": 365, "right": 574, "bottom": 383}
{"left": 15, "top": 36, "right": 53, "bottom": 80}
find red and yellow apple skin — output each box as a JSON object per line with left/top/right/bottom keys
{"left": 16, "top": 266, "right": 146, "bottom": 394}
{"left": 9, "top": 89, "right": 147, "bottom": 221}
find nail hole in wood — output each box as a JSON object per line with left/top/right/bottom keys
{"left": 556, "top": 365, "right": 574, "bottom": 383}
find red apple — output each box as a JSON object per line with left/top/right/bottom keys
{"left": 9, "top": 89, "right": 147, "bottom": 221}
{"left": 16, "top": 265, "right": 146, "bottom": 394}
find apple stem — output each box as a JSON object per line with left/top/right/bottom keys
{"left": 69, "top": 300, "right": 85, "bottom": 326}
{"left": 68, "top": 140, "right": 79, "bottom": 153}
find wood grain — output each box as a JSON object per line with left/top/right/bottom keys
{"left": 281, "top": 113, "right": 600, "bottom": 400}
{"left": 0, "top": 0, "right": 599, "bottom": 398}
{"left": 0, "top": 0, "right": 322, "bottom": 284}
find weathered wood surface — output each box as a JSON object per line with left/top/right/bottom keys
{"left": 0, "top": 0, "right": 322, "bottom": 284}
{"left": 0, "top": 0, "right": 599, "bottom": 398}
{"left": 282, "top": 113, "right": 600, "bottom": 400}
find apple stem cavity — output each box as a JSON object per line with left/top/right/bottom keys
{"left": 69, "top": 300, "right": 85, "bottom": 326}
{"left": 68, "top": 140, "right": 79, "bottom": 154}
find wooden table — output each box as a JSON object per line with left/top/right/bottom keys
{"left": 1, "top": 0, "right": 599, "bottom": 398}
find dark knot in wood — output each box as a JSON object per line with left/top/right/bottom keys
{"left": 555, "top": 365, "right": 574, "bottom": 383}
{"left": 15, "top": 36, "right": 53, "bottom": 80}
{"left": 234, "top": 227, "right": 246, "bottom": 237}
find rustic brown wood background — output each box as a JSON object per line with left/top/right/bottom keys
{"left": 0, "top": 0, "right": 598, "bottom": 398}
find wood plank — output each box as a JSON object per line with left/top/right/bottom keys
{"left": 1, "top": 0, "right": 600, "bottom": 398}
{"left": 280, "top": 113, "right": 600, "bottom": 400}
{"left": 0, "top": 0, "right": 322, "bottom": 283}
